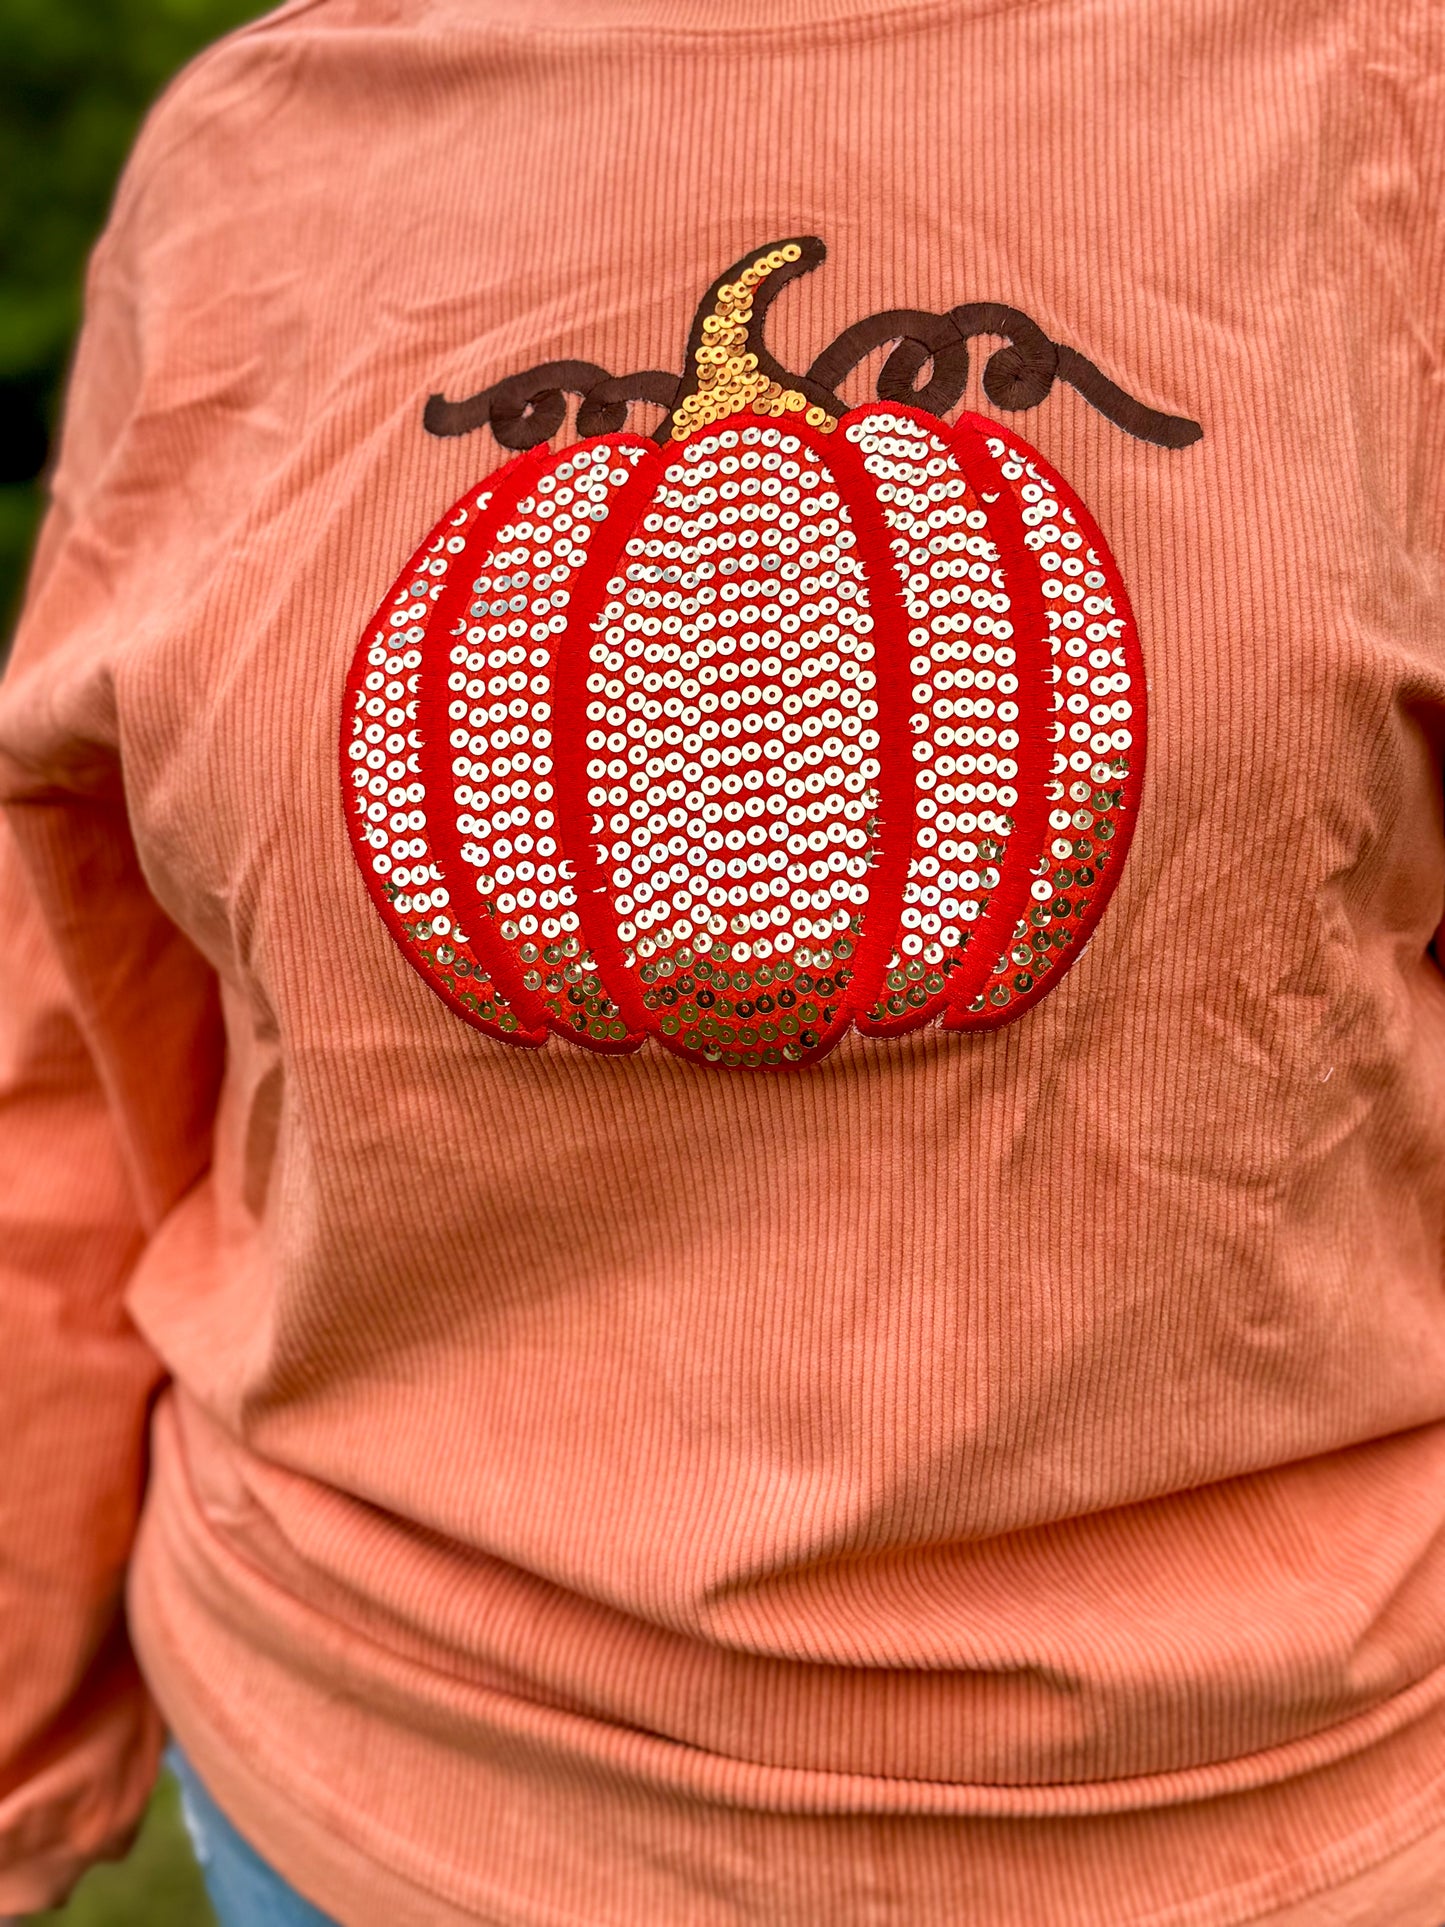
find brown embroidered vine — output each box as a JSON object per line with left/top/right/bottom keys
{"left": 424, "top": 362, "right": 681, "bottom": 448}
{"left": 423, "top": 237, "right": 1203, "bottom": 453}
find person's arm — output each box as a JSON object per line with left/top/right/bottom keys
{"left": 0, "top": 796, "right": 222, "bottom": 1914}
{"left": 0, "top": 139, "right": 226, "bottom": 1912}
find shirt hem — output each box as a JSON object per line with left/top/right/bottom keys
{"left": 128, "top": 1478, "right": 1445, "bottom": 1927}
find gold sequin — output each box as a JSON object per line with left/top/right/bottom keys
{"left": 673, "top": 249, "right": 835, "bottom": 443}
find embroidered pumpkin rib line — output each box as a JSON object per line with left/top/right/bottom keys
{"left": 841, "top": 405, "right": 1050, "bottom": 1036}
{"left": 343, "top": 238, "right": 1158, "bottom": 1069}
{"left": 954, "top": 427, "right": 1143, "bottom": 1028}
{"left": 418, "top": 438, "right": 654, "bottom": 1049}
{"left": 342, "top": 483, "right": 538, "bottom": 1041}
{"left": 557, "top": 427, "right": 887, "bottom": 1062}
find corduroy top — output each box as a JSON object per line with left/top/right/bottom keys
{"left": 2, "top": 0, "right": 1445, "bottom": 1920}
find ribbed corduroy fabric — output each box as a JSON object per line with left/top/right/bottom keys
{"left": 2, "top": 0, "right": 1445, "bottom": 1919}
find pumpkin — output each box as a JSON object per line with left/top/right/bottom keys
{"left": 342, "top": 240, "right": 1145, "bottom": 1069}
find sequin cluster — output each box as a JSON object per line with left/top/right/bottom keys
{"left": 580, "top": 423, "right": 880, "bottom": 1066}
{"left": 670, "top": 245, "right": 837, "bottom": 444}
{"left": 955, "top": 432, "right": 1137, "bottom": 1022}
{"left": 345, "top": 490, "right": 529, "bottom": 1036}
{"left": 447, "top": 441, "right": 650, "bottom": 1045}
{"left": 345, "top": 391, "right": 1144, "bottom": 1063}
{"left": 841, "top": 411, "right": 1026, "bottom": 1029}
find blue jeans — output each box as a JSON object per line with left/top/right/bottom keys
{"left": 166, "top": 1745, "right": 339, "bottom": 1927}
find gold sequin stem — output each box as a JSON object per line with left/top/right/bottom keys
{"left": 671, "top": 244, "right": 836, "bottom": 443}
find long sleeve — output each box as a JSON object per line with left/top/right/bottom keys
{"left": 0, "top": 147, "right": 225, "bottom": 1913}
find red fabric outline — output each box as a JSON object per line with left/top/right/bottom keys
{"left": 547, "top": 436, "right": 663, "bottom": 1044}
{"left": 423, "top": 441, "right": 655, "bottom": 1055}
{"left": 942, "top": 409, "right": 1054, "bottom": 1011}
{"left": 410, "top": 445, "right": 578, "bottom": 1039}
{"left": 340, "top": 466, "right": 547, "bottom": 1046}
{"left": 813, "top": 410, "right": 926, "bottom": 1028}
{"left": 942, "top": 412, "right": 1147, "bottom": 1031}
{"left": 557, "top": 417, "right": 899, "bottom": 1070}
{"left": 839, "top": 402, "right": 1051, "bottom": 1038}
{"left": 421, "top": 441, "right": 655, "bottom": 1055}
{"left": 743, "top": 415, "right": 912, "bottom": 1068}
{"left": 497, "top": 433, "right": 657, "bottom": 1055}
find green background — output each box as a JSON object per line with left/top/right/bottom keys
{"left": 31, "top": 1775, "right": 216, "bottom": 1926}
{"left": 1, "top": 0, "right": 265, "bottom": 641}
{"left": 6, "top": 6, "right": 265, "bottom": 1916}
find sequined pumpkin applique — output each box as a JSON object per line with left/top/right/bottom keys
{"left": 341, "top": 241, "right": 1150, "bottom": 1069}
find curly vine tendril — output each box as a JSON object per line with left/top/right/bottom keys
{"left": 422, "top": 241, "right": 1203, "bottom": 453}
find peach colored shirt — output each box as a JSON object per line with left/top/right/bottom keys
{"left": 2, "top": 0, "right": 1445, "bottom": 1921}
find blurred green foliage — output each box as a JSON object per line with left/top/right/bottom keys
{"left": 32, "top": 1773, "right": 216, "bottom": 1926}
{"left": 1, "top": 0, "right": 267, "bottom": 640}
